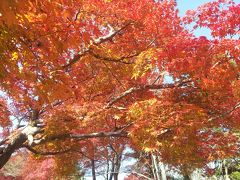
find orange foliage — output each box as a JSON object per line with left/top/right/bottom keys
{"left": 0, "top": 0, "right": 239, "bottom": 177}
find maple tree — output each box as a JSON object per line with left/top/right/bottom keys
{"left": 0, "top": 0, "right": 239, "bottom": 178}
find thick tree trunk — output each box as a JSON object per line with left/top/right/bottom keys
{"left": 0, "top": 133, "right": 27, "bottom": 169}
{"left": 0, "top": 111, "right": 40, "bottom": 169}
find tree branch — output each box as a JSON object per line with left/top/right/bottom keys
{"left": 92, "top": 22, "right": 133, "bottom": 44}
{"left": 208, "top": 102, "right": 240, "bottom": 122}
{"left": 89, "top": 38, "right": 155, "bottom": 64}
{"left": 33, "top": 130, "right": 128, "bottom": 146}
{"left": 62, "top": 50, "right": 90, "bottom": 69}
{"left": 62, "top": 22, "right": 133, "bottom": 69}
{"left": 105, "top": 80, "right": 191, "bottom": 108}
{"left": 132, "top": 171, "right": 154, "bottom": 180}
{"left": 24, "top": 145, "right": 72, "bottom": 156}
{"left": 89, "top": 50, "right": 134, "bottom": 64}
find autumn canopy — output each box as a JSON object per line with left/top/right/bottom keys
{"left": 0, "top": 0, "right": 239, "bottom": 178}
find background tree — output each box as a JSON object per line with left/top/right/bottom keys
{"left": 0, "top": 0, "right": 239, "bottom": 178}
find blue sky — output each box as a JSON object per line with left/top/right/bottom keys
{"left": 178, "top": 0, "right": 212, "bottom": 16}
{"left": 177, "top": 0, "right": 240, "bottom": 37}
{"left": 178, "top": 0, "right": 240, "bottom": 16}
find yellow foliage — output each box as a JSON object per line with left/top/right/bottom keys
{"left": 132, "top": 48, "right": 157, "bottom": 79}
{"left": 11, "top": 52, "right": 18, "bottom": 61}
